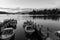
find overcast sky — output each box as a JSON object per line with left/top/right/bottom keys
{"left": 0, "top": 0, "right": 60, "bottom": 9}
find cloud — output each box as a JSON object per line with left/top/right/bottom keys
{"left": 0, "top": 0, "right": 60, "bottom": 9}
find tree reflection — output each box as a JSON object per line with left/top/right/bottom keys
{"left": 30, "top": 16, "right": 60, "bottom": 21}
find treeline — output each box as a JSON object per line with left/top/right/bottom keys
{"left": 28, "top": 8, "right": 60, "bottom": 16}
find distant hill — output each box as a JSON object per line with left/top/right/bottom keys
{"left": 0, "top": 7, "right": 60, "bottom": 16}
{"left": 0, "top": 7, "right": 33, "bottom": 13}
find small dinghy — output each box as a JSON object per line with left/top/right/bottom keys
{"left": 0, "top": 19, "right": 17, "bottom": 40}
{"left": 23, "top": 20, "right": 48, "bottom": 40}
{"left": 23, "top": 20, "right": 35, "bottom": 33}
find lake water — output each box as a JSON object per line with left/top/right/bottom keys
{"left": 0, "top": 14, "right": 60, "bottom": 40}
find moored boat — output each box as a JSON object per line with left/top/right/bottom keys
{"left": 0, "top": 19, "right": 17, "bottom": 40}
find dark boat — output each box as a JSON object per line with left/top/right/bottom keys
{"left": 0, "top": 19, "right": 17, "bottom": 40}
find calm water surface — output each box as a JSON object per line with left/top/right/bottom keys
{"left": 0, "top": 14, "right": 60, "bottom": 40}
